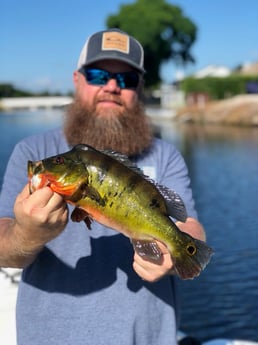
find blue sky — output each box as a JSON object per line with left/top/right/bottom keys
{"left": 1, "top": 0, "right": 258, "bottom": 94}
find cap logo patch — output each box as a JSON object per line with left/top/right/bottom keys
{"left": 102, "top": 32, "right": 129, "bottom": 54}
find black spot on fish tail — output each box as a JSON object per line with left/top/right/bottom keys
{"left": 171, "top": 237, "right": 213, "bottom": 280}
{"left": 186, "top": 244, "right": 197, "bottom": 256}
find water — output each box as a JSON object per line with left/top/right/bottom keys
{"left": 0, "top": 109, "right": 64, "bottom": 186}
{"left": 0, "top": 110, "right": 258, "bottom": 342}
{"left": 155, "top": 120, "right": 258, "bottom": 342}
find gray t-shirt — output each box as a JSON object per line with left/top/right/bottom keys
{"left": 0, "top": 128, "right": 197, "bottom": 345}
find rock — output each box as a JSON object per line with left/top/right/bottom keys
{"left": 175, "top": 95, "right": 258, "bottom": 126}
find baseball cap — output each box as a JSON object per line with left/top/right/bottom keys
{"left": 77, "top": 28, "right": 145, "bottom": 73}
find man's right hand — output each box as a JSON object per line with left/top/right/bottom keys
{"left": 0, "top": 184, "right": 68, "bottom": 268}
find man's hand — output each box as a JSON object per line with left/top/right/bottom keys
{"left": 133, "top": 240, "right": 173, "bottom": 282}
{"left": 132, "top": 217, "right": 206, "bottom": 282}
{"left": 0, "top": 184, "right": 68, "bottom": 268}
{"left": 14, "top": 184, "right": 68, "bottom": 251}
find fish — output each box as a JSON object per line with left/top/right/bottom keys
{"left": 28, "top": 144, "right": 213, "bottom": 280}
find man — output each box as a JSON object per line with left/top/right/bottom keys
{"left": 0, "top": 29, "right": 206, "bottom": 345}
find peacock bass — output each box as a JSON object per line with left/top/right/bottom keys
{"left": 28, "top": 144, "right": 213, "bottom": 280}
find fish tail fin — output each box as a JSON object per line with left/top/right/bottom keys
{"left": 171, "top": 236, "right": 213, "bottom": 280}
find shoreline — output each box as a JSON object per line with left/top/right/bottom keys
{"left": 175, "top": 94, "right": 258, "bottom": 126}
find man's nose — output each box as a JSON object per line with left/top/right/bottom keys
{"left": 102, "top": 78, "right": 121, "bottom": 93}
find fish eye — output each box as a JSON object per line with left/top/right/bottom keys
{"left": 54, "top": 156, "right": 65, "bottom": 164}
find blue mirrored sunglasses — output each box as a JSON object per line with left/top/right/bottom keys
{"left": 79, "top": 67, "right": 140, "bottom": 89}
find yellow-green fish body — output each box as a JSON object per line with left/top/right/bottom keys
{"left": 28, "top": 144, "right": 213, "bottom": 279}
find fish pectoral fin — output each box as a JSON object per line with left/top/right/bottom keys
{"left": 70, "top": 183, "right": 105, "bottom": 207}
{"left": 131, "top": 239, "right": 162, "bottom": 263}
{"left": 71, "top": 207, "right": 93, "bottom": 230}
{"left": 82, "top": 186, "right": 105, "bottom": 207}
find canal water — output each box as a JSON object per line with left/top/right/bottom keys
{"left": 156, "top": 120, "right": 258, "bottom": 342}
{"left": 0, "top": 110, "right": 258, "bottom": 342}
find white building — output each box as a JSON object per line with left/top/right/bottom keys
{"left": 0, "top": 96, "right": 72, "bottom": 110}
{"left": 194, "top": 64, "right": 231, "bottom": 78}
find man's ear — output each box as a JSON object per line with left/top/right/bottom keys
{"left": 73, "top": 71, "right": 80, "bottom": 86}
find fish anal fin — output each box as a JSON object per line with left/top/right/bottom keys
{"left": 71, "top": 207, "right": 93, "bottom": 230}
{"left": 131, "top": 239, "right": 162, "bottom": 263}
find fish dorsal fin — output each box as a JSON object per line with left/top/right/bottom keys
{"left": 101, "top": 150, "right": 144, "bottom": 175}
{"left": 154, "top": 184, "right": 187, "bottom": 222}
{"left": 101, "top": 149, "right": 187, "bottom": 222}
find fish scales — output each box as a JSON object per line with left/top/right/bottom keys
{"left": 82, "top": 150, "right": 169, "bottom": 238}
{"left": 28, "top": 144, "right": 213, "bottom": 280}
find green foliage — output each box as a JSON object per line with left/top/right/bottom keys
{"left": 106, "top": 0, "right": 197, "bottom": 88}
{"left": 0, "top": 83, "right": 73, "bottom": 99}
{"left": 180, "top": 75, "right": 258, "bottom": 100}
{"left": 0, "top": 84, "right": 33, "bottom": 98}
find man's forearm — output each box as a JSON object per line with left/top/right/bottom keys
{"left": 0, "top": 218, "right": 41, "bottom": 268}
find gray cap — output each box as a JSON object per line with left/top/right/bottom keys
{"left": 77, "top": 28, "right": 145, "bottom": 73}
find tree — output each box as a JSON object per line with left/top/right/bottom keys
{"left": 0, "top": 84, "right": 33, "bottom": 98}
{"left": 106, "top": 0, "right": 197, "bottom": 88}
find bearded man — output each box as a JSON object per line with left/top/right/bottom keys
{"left": 0, "top": 29, "right": 206, "bottom": 345}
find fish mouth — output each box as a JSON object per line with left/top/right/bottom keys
{"left": 28, "top": 160, "right": 36, "bottom": 179}
{"left": 28, "top": 160, "right": 44, "bottom": 177}
{"left": 28, "top": 160, "right": 84, "bottom": 197}
{"left": 28, "top": 161, "right": 50, "bottom": 193}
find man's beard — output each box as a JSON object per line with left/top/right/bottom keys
{"left": 63, "top": 95, "right": 153, "bottom": 156}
